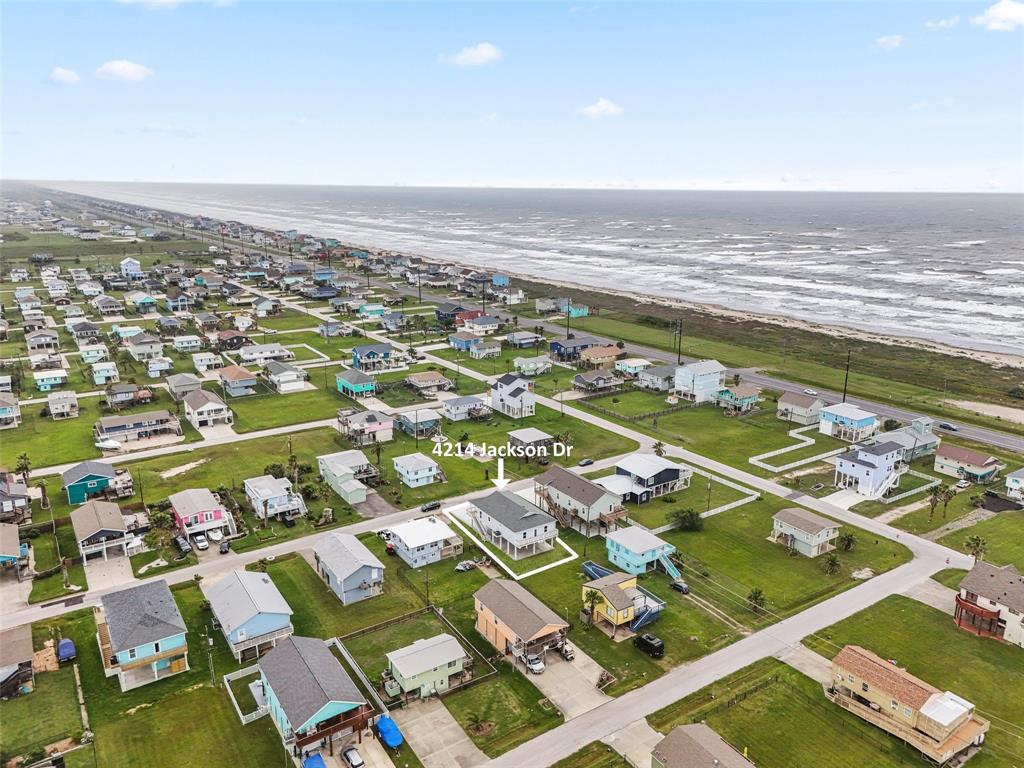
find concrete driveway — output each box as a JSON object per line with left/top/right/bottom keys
{"left": 389, "top": 698, "right": 486, "bottom": 768}
{"left": 602, "top": 718, "right": 664, "bottom": 768}
{"left": 83, "top": 553, "right": 136, "bottom": 591}
{"left": 820, "top": 489, "right": 863, "bottom": 510}
{"left": 519, "top": 648, "right": 611, "bottom": 719}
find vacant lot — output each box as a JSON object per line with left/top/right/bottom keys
{"left": 938, "top": 509, "right": 1024, "bottom": 569}
{"left": 803, "top": 596, "right": 1024, "bottom": 768}
{"left": 0, "top": 666, "right": 81, "bottom": 761}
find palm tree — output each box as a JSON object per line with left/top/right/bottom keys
{"left": 465, "top": 711, "right": 487, "bottom": 735}
{"left": 653, "top": 441, "right": 666, "bottom": 458}
{"left": 35, "top": 480, "right": 50, "bottom": 511}
{"left": 583, "top": 588, "right": 601, "bottom": 626}
{"left": 747, "top": 587, "right": 766, "bottom": 614}
{"left": 940, "top": 485, "right": 956, "bottom": 518}
{"left": 964, "top": 535, "right": 988, "bottom": 563}
{"left": 823, "top": 552, "right": 841, "bottom": 575}
{"left": 927, "top": 486, "right": 942, "bottom": 521}
{"left": 837, "top": 532, "right": 857, "bottom": 552}
{"left": 14, "top": 453, "right": 31, "bottom": 485}
{"left": 117, "top": 349, "right": 136, "bottom": 373}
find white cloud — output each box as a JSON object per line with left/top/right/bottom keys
{"left": 876, "top": 34, "right": 904, "bottom": 49}
{"left": 579, "top": 97, "right": 622, "bottom": 119}
{"left": 440, "top": 42, "right": 502, "bottom": 68}
{"left": 926, "top": 15, "right": 960, "bottom": 29}
{"left": 96, "top": 60, "right": 153, "bottom": 81}
{"left": 971, "top": 0, "right": 1024, "bottom": 30}
{"left": 909, "top": 100, "right": 929, "bottom": 111}
{"left": 49, "top": 66, "right": 80, "bottom": 86}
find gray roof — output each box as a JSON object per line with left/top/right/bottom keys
{"left": 386, "top": 633, "right": 466, "bottom": 680}
{"left": 643, "top": 365, "right": 678, "bottom": 379}
{"left": 127, "top": 332, "right": 160, "bottom": 346}
{"left": 336, "top": 368, "right": 374, "bottom": 385}
{"left": 444, "top": 395, "right": 485, "bottom": 409}
{"left": 168, "top": 488, "right": 220, "bottom": 518}
{"left": 206, "top": 570, "right": 292, "bottom": 635}
{"left": 101, "top": 580, "right": 186, "bottom": 654}
{"left": 536, "top": 465, "right": 611, "bottom": 506}
{"left": 346, "top": 410, "right": 391, "bottom": 426}
{"left": 71, "top": 500, "right": 125, "bottom": 541}
{"left": 777, "top": 391, "right": 823, "bottom": 409}
{"left": 0, "top": 624, "right": 33, "bottom": 667}
{"left": 265, "top": 359, "right": 305, "bottom": 377}
{"left": 259, "top": 636, "right": 365, "bottom": 729}
{"left": 166, "top": 373, "right": 201, "bottom": 389}
{"left": 472, "top": 491, "right": 555, "bottom": 533}
{"left": 184, "top": 389, "right": 226, "bottom": 410}
{"left": 314, "top": 532, "right": 385, "bottom": 583}
{"left": 652, "top": 724, "right": 754, "bottom": 768}
{"left": 856, "top": 440, "right": 903, "bottom": 457}
{"left": 959, "top": 562, "right": 1024, "bottom": 613}
{"left": 474, "top": 579, "right": 568, "bottom": 640}
{"left": 62, "top": 460, "right": 117, "bottom": 487}
{"left": 773, "top": 507, "right": 840, "bottom": 535}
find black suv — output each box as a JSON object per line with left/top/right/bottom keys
{"left": 421, "top": 501, "right": 442, "bottom": 512}
{"left": 633, "top": 633, "right": 665, "bottom": 658}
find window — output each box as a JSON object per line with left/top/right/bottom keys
{"left": 128, "top": 648, "right": 137, "bottom": 660}
{"left": 904, "top": 707, "right": 912, "bottom": 717}
{"left": 861, "top": 683, "right": 869, "bottom": 693}
{"left": 154, "top": 642, "right": 161, "bottom": 653}
{"left": 847, "top": 674, "right": 854, "bottom": 683}
{"left": 891, "top": 699, "right": 898, "bottom": 710}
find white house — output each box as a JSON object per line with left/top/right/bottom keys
{"left": 183, "top": 389, "right": 234, "bottom": 429}
{"left": 769, "top": 508, "right": 840, "bottom": 558}
{"left": 387, "top": 517, "right": 463, "bottom": 568}
{"left": 833, "top": 441, "right": 906, "bottom": 499}
{"left": 491, "top": 373, "right": 536, "bottom": 419}
{"left": 954, "top": 562, "right": 1024, "bottom": 648}
{"left": 192, "top": 352, "right": 223, "bottom": 373}
{"left": 125, "top": 333, "right": 163, "bottom": 362}
{"left": 673, "top": 360, "right": 726, "bottom": 403}
{"left": 636, "top": 364, "right": 677, "bottom": 391}
{"left": 442, "top": 396, "right": 491, "bottom": 422}
{"left": 237, "top": 343, "right": 294, "bottom": 365}
{"left": 244, "top": 475, "right": 308, "bottom": 520}
{"left": 317, "top": 450, "right": 378, "bottom": 505}
{"left": 264, "top": 360, "right": 307, "bottom": 393}
{"left": 393, "top": 453, "right": 444, "bottom": 488}
{"left": 467, "top": 491, "right": 557, "bottom": 560}
{"left": 776, "top": 392, "right": 826, "bottom": 426}
{"left": 462, "top": 315, "right": 500, "bottom": 336}
{"left": 514, "top": 355, "right": 551, "bottom": 377}
{"left": 120, "top": 257, "right": 143, "bottom": 279}
{"left": 171, "top": 335, "right": 203, "bottom": 354}
{"left": 1006, "top": 468, "right": 1024, "bottom": 502}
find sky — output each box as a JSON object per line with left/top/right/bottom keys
{"left": 2, "top": 1, "right": 1023, "bottom": 192}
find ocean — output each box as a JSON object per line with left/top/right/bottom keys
{"left": 41, "top": 182, "right": 1024, "bottom": 356}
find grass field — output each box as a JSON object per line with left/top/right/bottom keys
{"left": 938, "top": 509, "right": 1024, "bottom": 568}
{"left": 658, "top": 496, "right": 912, "bottom": 627}
{"left": 803, "top": 596, "right": 1024, "bottom": 768}
{"left": 590, "top": 473, "right": 752, "bottom": 530}
{"left": 256, "top": 308, "right": 318, "bottom": 331}
{"left": 521, "top": 528, "right": 739, "bottom": 696}
{"left": 552, "top": 742, "right": 630, "bottom": 768}
{"left": 0, "top": 666, "right": 81, "bottom": 761}
{"left": 646, "top": 658, "right": 924, "bottom": 768}
{"left": 430, "top": 346, "right": 571, "bottom": 397}
{"left": 204, "top": 380, "right": 342, "bottom": 433}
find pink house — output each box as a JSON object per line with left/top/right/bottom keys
{"left": 338, "top": 410, "right": 395, "bottom": 446}
{"left": 169, "top": 488, "right": 236, "bottom": 537}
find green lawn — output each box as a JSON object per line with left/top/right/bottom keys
{"left": 931, "top": 568, "right": 969, "bottom": 590}
{"left": 256, "top": 308, "right": 318, "bottom": 331}
{"left": 587, "top": 473, "right": 752, "bottom": 530}
{"left": 578, "top": 394, "right": 848, "bottom": 476}
{"left": 129, "top": 547, "right": 198, "bottom": 578}
{"left": 264, "top": 329, "right": 365, "bottom": 359}
{"left": 646, "top": 658, "right": 923, "bottom": 768}
{"left": 938, "top": 509, "right": 1024, "bottom": 569}
{"left": 803, "top": 596, "right": 1024, "bottom": 768}
{"left": 431, "top": 346, "right": 571, "bottom": 397}
{"left": 657, "top": 496, "right": 912, "bottom": 627}
{"left": 521, "top": 530, "right": 738, "bottom": 696}
{"left": 204, "top": 380, "right": 343, "bottom": 433}
{"left": 26, "top": 523, "right": 90, "bottom": 603}
{"left": 552, "top": 742, "right": 630, "bottom": 768}
{"left": 344, "top": 610, "right": 456, "bottom": 683}
{"left": 0, "top": 666, "right": 81, "bottom": 761}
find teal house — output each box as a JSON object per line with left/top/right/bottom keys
{"left": 605, "top": 526, "right": 681, "bottom": 579}
{"left": 97, "top": 580, "right": 189, "bottom": 692}
{"left": 259, "top": 636, "right": 370, "bottom": 756}
{"left": 383, "top": 633, "right": 471, "bottom": 700}
{"left": 714, "top": 384, "right": 760, "bottom": 414}
{"left": 61, "top": 461, "right": 119, "bottom": 504}
{"left": 336, "top": 369, "right": 377, "bottom": 399}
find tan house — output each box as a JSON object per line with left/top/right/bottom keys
{"left": 769, "top": 507, "right": 840, "bottom": 558}
{"left": 776, "top": 391, "right": 825, "bottom": 425}
{"left": 651, "top": 723, "right": 754, "bottom": 768}
{"left": 828, "top": 645, "right": 989, "bottom": 765}
{"left": 405, "top": 370, "right": 453, "bottom": 395}
{"left": 474, "top": 579, "right": 568, "bottom": 660}
{"left": 954, "top": 562, "right": 1024, "bottom": 648}
{"left": 579, "top": 345, "right": 620, "bottom": 368}
{"left": 933, "top": 444, "right": 1005, "bottom": 484}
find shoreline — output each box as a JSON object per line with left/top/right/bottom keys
{"left": 35, "top": 184, "right": 1024, "bottom": 369}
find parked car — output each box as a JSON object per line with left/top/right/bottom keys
{"left": 670, "top": 580, "right": 690, "bottom": 594}
{"left": 956, "top": 479, "right": 972, "bottom": 489}
{"left": 454, "top": 560, "right": 476, "bottom": 572}
{"left": 377, "top": 529, "right": 392, "bottom": 541}
{"left": 219, "top": 539, "right": 231, "bottom": 554}
{"left": 193, "top": 533, "right": 209, "bottom": 551}
{"left": 560, "top": 644, "right": 575, "bottom": 662}
{"left": 525, "top": 654, "right": 545, "bottom": 674}
{"left": 174, "top": 535, "right": 192, "bottom": 554}
{"left": 802, "top": 388, "right": 818, "bottom": 396}
{"left": 207, "top": 528, "right": 224, "bottom": 543}
{"left": 939, "top": 422, "right": 958, "bottom": 431}
{"left": 281, "top": 515, "right": 297, "bottom": 528}
{"left": 421, "top": 500, "right": 442, "bottom": 512}
{"left": 577, "top": 458, "right": 594, "bottom": 467}
{"left": 633, "top": 633, "right": 665, "bottom": 658}
{"left": 341, "top": 746, "right": 365, "bottom": 768}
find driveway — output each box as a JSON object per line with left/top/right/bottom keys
{"left": 389, "top": 698, "right": 486, "bottom": 768}
{"left": 819, "top": 489, "right": 863, "bottom": 510}
{"left": 356, "top": 491, "right": 399, "bottom": 519}
{"left": 775, "top": 643, "right": 832, "bottom": 685}
{"left": 518, "top": 648, "right": 610, "bottom": 719}
{"left": 902, "top": 578, "right": 957, "bottom": 616}
{"left": 326, "top": 735, "right": 396, "bottom": 768}
{"left": 602, "top": 718, "right": 664, "bottom": 768}
{"left": 83, "top": 553, "right": 136, "bottom": 591}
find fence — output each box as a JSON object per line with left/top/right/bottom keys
{"left": 222, "top": 664, "right": 268, "bottom": 724}
{"left": 878, "top": 470, "right": 942, "bottom": 505}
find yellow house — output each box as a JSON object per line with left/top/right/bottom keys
{"left": 582, "top": 571, "right": 638, "bottom": 628}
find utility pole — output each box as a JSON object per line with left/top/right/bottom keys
{"left": 565, "top": 299, "right": 571, "bottom": 339}
{"left": 841, "top": 350, "right": 852, "bottom": 403}
{"left": 675, "top": 319, "right": 683, "bottom": 364}
{"left": 417, "top": 269, "right": 422, "bottom": 305}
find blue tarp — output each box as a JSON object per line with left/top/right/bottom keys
{"left": 302, "top": 755, "right": 327, "bottom": 768}
{"left": 376, "top": 715, "right": 404, "bottom": 748}
{"left": 57, "top": 638, "right": 76, "bottom": 662}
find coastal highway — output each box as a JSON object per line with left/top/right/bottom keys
{"left": 374, "top": 276, "right": 1024, "bottom": 455}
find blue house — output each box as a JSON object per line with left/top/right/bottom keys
{"left": 312, "top": 267, "right": 336, "bottom": 283}
{"left": 61, "top": 461, "right": 119, "bottom": 504}
{"left": 549, "top": 335, "right": 599, "bottom": 361}
{"left": 313, "top": 532, "right": 386, "bottom": 605}
{"left": 492, "top": 274, "right": 510, "bottom": 288}
{"left": 818, "top": 402, "right": 879, "bottom": 442}
{"left": 396, "top": 408, "right": 441, "bottom": 438}
{"left": 335, "top": 369, "right": 377, "bottom": 399}
{"left": 449, "top": 331, "right": 483, "bottom": 352}
{"left": 259, "top": 636, "right": 369, "bottom": 754}
{"left": 595, "top": 454, "right": 691, "bottom": 505}
{"left": 605, "top": 527, "right": 681, "bottom": 579}
{"left": 557, "top": 298, "right": 589, "bottom": 318}
{"left": 351, "top": 343, "right": 395, "bottom": 372}
{"left": 98, "top": 580, "right": 189, "bottom": 692}
{"left": 164, "top": 291, "right": 195, "bottom": 312}
{"left": 206, "top": 570, "right": 294, "bottom": 661}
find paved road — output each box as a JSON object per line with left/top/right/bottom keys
{"left": 487, "top": 555, "right": 944, "bottom": 768}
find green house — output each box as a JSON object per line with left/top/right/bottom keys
{"left": 383, "top": 633, "right": 470, "bottom": 699}
{"left": 62, "top": 461, "right": 118, "bottom": 505}
{"left": 336, "top": 368, "right": 376, "bottom": 399}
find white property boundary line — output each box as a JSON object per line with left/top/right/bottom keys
{"left": 748, "top": 424, "right": 847, "bottom": 473}
{"left": 444, "top": 502, "right": 579, "bottom": 580}
{"left": 629, "top": 466, "right": 762, "bottom": 535}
